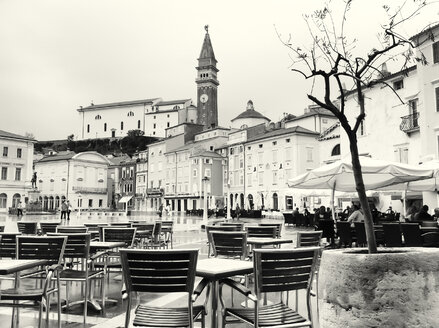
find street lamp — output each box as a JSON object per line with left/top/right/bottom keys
{"left": 202, "top": 176, "right": 210, "bottom": 227}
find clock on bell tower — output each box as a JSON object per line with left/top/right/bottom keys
{"left": 196, "top": 25, "right": 219, "bottom": 129}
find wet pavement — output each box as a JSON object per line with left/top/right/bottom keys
{"left": 0, "top": 211, "right": 319, "bottom": 327}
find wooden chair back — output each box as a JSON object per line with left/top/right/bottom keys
{"left": 253, "top": 247, "right": 319, "bottom": 295}
{"left": 382, "top": 223, "right": 403, "bottom": 247}
{"left": 56, "top": 226, "right": 88, "bottom": 233}
{"left": 120, "top": 249, "right": 198, "bottom": 294}
{"left": 401, "top": 223, "right": 423, "bottom": 246}
{"left": 17, "top": 222, "right": 38, "bottom": 235}
{"left": 0, "top": 233, "right": 21, "bottom": 258}
{"left": 422, "top": 232, "right": 439, "bottom": 247}
{"left": 246, "top": 226, "right": 276, "bottom": 238}
{"left": 102, "top": 227, "right": 137, "bottom": 247}
{"left": 259, "top": 223, "right": 282, "bottom": 238}
{"left": 48, "top": 233, "right": 91, "bottom": 260}
{"left": 40, "top": 222, "right": 60, "bottom": 234}
{"left": 16, "top": 236, "right": 67, "bottom": 265}
{"left": 211, "top": 231, "right": 248, "bottom": 259}
{"left": 336, "top": 222, "right": 353, "bottom": 247}
{"left": 421, "top": 221, "right": 438, "bottom": 228}
{"left": 354, "top": 222, "right": 367, "bottom": 247}
{"left": 296, "top": 231, "right": 322, "bottom": 247}
{"left": 110, "top": 222, "right": 133, "bottom": 228}
{"left": 219, "top": 222, "right": 244, "bottom": 230}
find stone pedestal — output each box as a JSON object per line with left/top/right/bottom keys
{"left": 27, "top": 189, "right": 41, "bottom": 202}
{"left": 318, "top": 248, "right": 439, "bottom": 328}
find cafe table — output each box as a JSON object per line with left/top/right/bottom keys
{"left": 247, "top": 237, "right": 293, "bottom": 249}
{"left": 196, "top": 258, "right": 253, "bottom": 328}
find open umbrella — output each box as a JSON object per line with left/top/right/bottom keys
{"left": 288, "top": 156, "right": 434, "bottom": 220}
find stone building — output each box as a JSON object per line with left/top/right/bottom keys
{"left": 0, "top": 130, "right": 35, "bottom": 212}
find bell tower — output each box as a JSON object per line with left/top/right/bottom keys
{"left": 196, "top": 25, "right": 219, "bottom": 129}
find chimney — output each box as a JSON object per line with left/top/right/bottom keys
{"left": 381, "top": 63, "right": 391, "bottom": 77}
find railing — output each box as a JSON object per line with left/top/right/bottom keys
{"left": 400, "top": 112, "right": 419, "bottom": 133}
{"left": 72, "top": 186, "right": 108, "bottom": 194}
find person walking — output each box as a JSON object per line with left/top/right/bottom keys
{"left": 235, "top": 204, "right": 241, "bottom": 220}
{"left": 60, "top": 200, "right": 67, "bottom": 220}
{"left": 158, "top": 203, "right": 163, "bottom": 218}
{"left": 16, "top": 201, "right": 23, "bottom": 217}
{"left": 66, "top": 200, "right": 72, "bottom": 220}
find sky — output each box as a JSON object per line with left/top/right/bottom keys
{"left": 0, "top": 0, "right": 438, "bottom": 140}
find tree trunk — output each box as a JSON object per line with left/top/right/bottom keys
{"left": 347, "top": 132, "right": 378, "bottom": 253}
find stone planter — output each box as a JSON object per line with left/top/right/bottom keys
{"left": 318, "top": 248, "right": 439, "bottom": 328}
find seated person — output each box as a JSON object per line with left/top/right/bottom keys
{"left": 347, "top": 205, "right": 364, "bottom": 227}
{"left": 414, "top": 205, "right": 433, "bottom": 221}
{"left": 433, "top": 207, "right": 439, "bottom": 221}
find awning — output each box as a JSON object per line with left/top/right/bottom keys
{"left": 118, "top": 196, "right": 133, "bottom": 203}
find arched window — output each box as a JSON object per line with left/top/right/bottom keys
{"left": 104, "top": 123, "right": 107, "bottom": 132}
{"left": 0, "top": 193, "right": 7, "bottom": 208}
{"left": 127, "top": 111, "right": 134, "bottom": 117}
{"left": 12, "top": 193, "right": 21, "bottom": 208}
{"left": 95, "top": 115, "right": 102, "bottom": 120}
{"left": 272, "top": 193, "right": 279, "bottom": 211}
{"left": 331, "top": 144, "right": 341, "bottom": 156}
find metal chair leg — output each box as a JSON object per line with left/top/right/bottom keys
{"left": 57, "top": 275, "right": 61, "bottom": 328}
{"left": 84, "top": 279, "right": 88, "bottom": 326}
{"left": 46, "top": 293, "right": 50, "bottom": 327}
{"left": 38, "top": 301, "right": 43, "bottom": 328}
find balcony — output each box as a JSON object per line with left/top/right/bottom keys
{"left": 72, "top": 186, "right": 108, "bottom": 194}
{"left": 400, "top": 112, "right": 420, "bottom": 134}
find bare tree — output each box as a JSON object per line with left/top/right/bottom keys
{"left": 279, "top": 0, "right": 434, "bottom": 253}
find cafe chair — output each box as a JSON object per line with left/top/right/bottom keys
{"left": 246, "top": 226, "right": 276, "bottom": 238}
{"left": 120, "top": 249, "right": 208, "bottom": 328}
{"left": 84, "top": 223, "right": 108, "bottom": 241}
{"left": 48, "top": 232, "right": 106, "bottom": 326}
{"left": 211, "top": 231, "right": 248, "bottom": 260}
{"left": 110, "top": 222, "right": 133, "bottom": 228}
{"left": 0, "top": 236, "right": 67, "bottom": 328}
{"left": 296, "top": 231, "right": 322, "bottom": 248}
{"left": 160, "top": 220, "right": 175, "bottom": 248}
{"left": 0, "top": 232, "right": 21, "bottom": 259}
{"left": 220, "top": 247, "right": 320, "bottom": 328}
{"left": 336, "top": 222, "right": 353, "bottom": 247}
{"left": 56, "top": 226, "right": 88, "bottom": 233}
{"left": 401, "top": 223, "right": 423, "bottom": 247}
{"left": 422, "top": 232, "right": 439, "bottom": 247}
{"left": 39, "top": 222, "right": 61, "bottom": 235}
{"left": 132, "top": 223, "right": 154, "bottom": 248}
{"left": 206, "top": 225, "right": 241, "bottom": 257}
{"left": 259, "top": 223, "right": 283, "bottom": 238}
{"left": 382, "top": 223, "right": 403, "bottom": 247}
{"left": 17, "top": 222, "right": 38, "bottom": 235}
{"left": 219, "top": 222, "right": 245, "bottom": 230}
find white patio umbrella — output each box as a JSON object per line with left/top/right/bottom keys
{"left": 288, "top": 156, "right": 434, "bottom": 220}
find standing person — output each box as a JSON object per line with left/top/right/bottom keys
{"left": 158, "top": 203, "right": 163, "bottom": 218}
{"left": 60, "top": 201, "right": 67, "bottom": 220}
{"left": 235, "top": 204, "right": 241, "bottom": 220}
{"left": 66, "top": 200, "right": 72, "bottom": 220}
{"left": 31, "top": 172, "right": 37, "bottom": 189}
{"left": 16, "top": 201, "right": 23, "bottom": 217}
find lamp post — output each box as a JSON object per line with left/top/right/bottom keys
{"left": 227, "top": 182, "right": 231, "bottom": 220}
{"left": 202, "top": 176, "right": 210, "bottom": 227}
{"left": 77, "top": 193, "right": 82, "bottom": 216}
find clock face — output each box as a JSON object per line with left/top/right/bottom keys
{"left": 200, "top": 94, "right": 209, "bottom": 103}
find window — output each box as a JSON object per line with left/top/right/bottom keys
{"left": 433, "top": 41, "right": 439, "bottom": 64}
{"left": 87, "top": 125, "right": 90, "bottom": 133}
{"left": 127, "top": 111, "right": 134, "bottom": 117}
{"left": 95, "top": 115, "right": 101, "bottom": 120}
{"left": 153, "top": 123, "right": 156, "bottom": 129}
{"left": 394, "top": 147, "right": 408, "bottom": 164}
{"left": 259, "top": 144, "right": 263, "bottom": 148}
{"left": 331, "top": 144, "right": 341, "bottom": 156}
{"left": 322, "top": 118, "right": 328, "bottom": 123}
{"left": 272, "top": 150, "right": 278, "bottom": 162}
{"left": 436, "top": 87, "right": 439, "bottom": 112}
{"left": 99, "top": 199, "right": 103, "bottom": 207}
{"left": 167, "top": 114, "right": 170, "bottom": 118}
{"left": 104, "top": 123, "right": 107, "bottom": 131}
{"left": 193, "top": 169, "right": 197, "bottom": 177}
{"left": 16, "top": 148, "right": 22, "bottom": 158}
{"left": 1, "top": 167, "right": 7, "bottom": 180}
{"left": 205, "top": 168, "right": 211, "bottom": 177}
{"left": 393, "top": 79, "right": 404, "bottom": 90}
{"left": 247, "top": 173, "right": 252, "bottom": 187}
{"left": 0, "top": 194, "right": 6, "bottom": 208}
{"left": 239, "top": 174, "right": 244, "bottom": 185}
{"left": 15, "top": 168, "right": 21, "bottom": 181}
{"left": 258, "top": 171, "right": 264, "bottom": 185}
{"left": 167, "top": 122, "right": 170, "bottom": 128}
{"left": 138, "top": 120, "right": 141, "bottom": 129}
{"left": 121, "top": 121, "right": 124, "bottom": 130}
{"left": 230, "top": 148, "right": 234, "bottom": 155}
{"left": 272, "top": 141, "right": 277, "bottom": 146}
{"left": 285, "top": 148, "right": 292, "bottom": 160}
{"left": 306, "top": 147, "right": 313, "bottom": 162}
{"left": 286, "top": 138, "right": 290, "bottom": 143}
{"left": 88, "top": 199, "right": 93, "bottom": 207}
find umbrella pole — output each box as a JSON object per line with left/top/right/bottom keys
{"left": 331, "top": 186, "right": 336, "bottom": 222}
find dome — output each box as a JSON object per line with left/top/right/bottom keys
{"left": 231, "top": 100, "right": 270, "bottom": 122}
